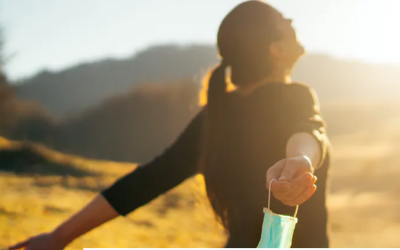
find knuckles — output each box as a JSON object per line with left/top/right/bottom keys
{"left": 286, "top": 157, "right": 311, "bottom": 171}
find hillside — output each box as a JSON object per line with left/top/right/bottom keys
{"left": 14, "top": 45, "right": 400, "bottom": 118}
{"left": 15, "top": 45, "right": 218, "bottom": 117}
{"left": 51, "top": 79, "right": 201, "bottom": 163}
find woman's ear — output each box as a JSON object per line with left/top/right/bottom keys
{"left": 269, "top": 41, "right": 284, "bottom": 59}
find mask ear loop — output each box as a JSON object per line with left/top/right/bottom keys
{"left": 268, "top": 179, "right": 299, "bottom": 218}
{"left": 268, "top": 179, "right": 275, "bottom": 211}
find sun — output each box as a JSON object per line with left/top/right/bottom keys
{"left": 350, "top": 0, "right": 400, "bottom": 64}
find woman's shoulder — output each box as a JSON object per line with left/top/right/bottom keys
{"left": 286, "top": 82, "right": 318, "bottom": 97}
{"left": 284, "top": 82, "right": 320, "bottom": 106}
{"left": 286, "top": 82, "right": 313, "bottom": 92}
{"left": 230, "top": 81, "right": 319, "bottom": 103}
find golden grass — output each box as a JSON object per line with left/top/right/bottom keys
{"left": 0, "top": 157, "right": 226, "bottom": 249}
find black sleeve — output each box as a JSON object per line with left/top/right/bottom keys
{"left": 283, "top": 83, "right": 329, "bottom": 168}
{"left": 101, "top": 108, "right": 205, "bottom": 216}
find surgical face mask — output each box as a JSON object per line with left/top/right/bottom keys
{"left": 257, "top": 179, "right": 299, "bottom": 248}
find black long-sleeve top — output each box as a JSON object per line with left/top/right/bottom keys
{"left": 101, "top": 82, "right": 331, "bottom": 248}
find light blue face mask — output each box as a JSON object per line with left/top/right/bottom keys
{"left": 257, "top": 179, "right": 299, "bottom": 248}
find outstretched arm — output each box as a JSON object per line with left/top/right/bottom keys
{"left": 267, "top": 84, "right": 329, "bottom": 207}
{"left": 9, "top": 108, "right": 205, "bottom": 249}
{"left": 9, "top": 194, "right": 119, "bottom": 250}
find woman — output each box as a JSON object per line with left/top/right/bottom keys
{"left": 9, "top": 1, "right": 330, "bottom": 248}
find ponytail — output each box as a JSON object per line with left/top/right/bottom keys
{"left": 201, "top": 59, "right": 232, "bottom": 228}
{"left": 207, "top": 59, "right": 229, "bottom": 109}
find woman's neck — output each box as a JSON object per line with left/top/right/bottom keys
{"left": 237, "top": 72, "right": 292, "bottom": 95}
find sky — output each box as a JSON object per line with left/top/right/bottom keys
{"left": 1, "top": 0, "right": 400, "bottom": 81}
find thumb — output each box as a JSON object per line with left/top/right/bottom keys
{"left": 266, "top": 159, "right": 287, "bottom": 187}
{"left": 278, "top": 160, "right": 296, "bottom": 182}
{"left": 8, "top": 238, "right": 31, "bottom": 250}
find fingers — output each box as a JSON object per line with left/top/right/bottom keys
{"left": 280, "top": 184, "right": 317, "bottom": 207}
{"left": 8, "top": 238, "right": 31, "bottom": 249}
{"left": 286, "top": 173, "right": 315, "bottom": 199}
{"left": 273, "top": 173, "right": 317, "bottom": 206}
{"left": 272, "top": 173, "right": 315, "bottom": 201}
{"left": 269, "top": 180, "right": 290, "bottom": 193}
{"left": 294, "top": 184, "right": 317, "bottom": 205}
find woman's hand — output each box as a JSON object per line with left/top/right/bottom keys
{"left": 8, "top": 194, "right": 120, "bottom": 250}
{"left": 266, "top": 155, "right": 317, "bottom": 206}
{"left": 8, "top": 232, "right": 67, "bottom": 250}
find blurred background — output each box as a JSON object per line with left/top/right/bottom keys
{"left": 1, "top": 0, "right": 400, "bottom": 248}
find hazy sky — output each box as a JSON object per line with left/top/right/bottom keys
{"left": 1, "top": 0, "right": 400, "bottom": 80}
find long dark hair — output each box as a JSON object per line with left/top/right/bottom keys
{"left": 200, "top": 1, "right": 284, "bottom": 228}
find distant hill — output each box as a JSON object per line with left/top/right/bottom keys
{"left": 293, "top": 55, "right": 400, "bottom": 104}
{"left": 15, "top": 45, "right": 218, "bottom": 118}
{"left": 3, "top": 78, "right": 201, "bottom": 164}
{"left": 50, "top": 79, "right": 201, "bottom": 163}
{"left": 14, "top": 44, "right": 400, "bottom": 118}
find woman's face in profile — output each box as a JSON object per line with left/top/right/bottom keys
{"left": 270, "top": 16, "right": 305, "bottom": 70}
